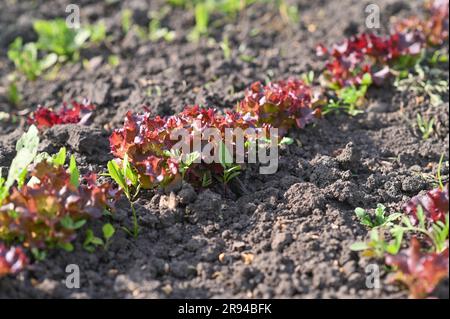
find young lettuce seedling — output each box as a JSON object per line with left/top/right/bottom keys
{"left": 1, "top": 141, "right": 117, "bottom": 254}
{"left": 102, "top": 223, "right": 116, "bottom": 250}
{"left": 428, "top": 48, "right": 449, "bottom": 65}
{"left": 237, "top": 79, "right": 320, "bottom": 134}
{"left": 9, "top": 18, "right": 107, "bottom": 82}
{"left": 394, "top": 64, "right": 448, "bottom": 107}
{"left": 109, "top": 106, "right": 258, "bottom": 191}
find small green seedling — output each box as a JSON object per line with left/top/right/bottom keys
{"left": 0, "top": 125, "right": 39, "bottom": 203}
{"left": 33, "top": 19, "right": 91, "bottom": 60}
{"left": 394, "top": 64, "right": 448, "bottom": 107}
{"left": 60, "top": 216, "right": 86, "bottom": 253}
{"left": 437, "top": 153, "right": 446, "bottom": 190}
{"left": 189, "top": 2, "right": 209, "bottom": 41}
{"left": 391, "top": 208, "right": 449, "bottom": 253}
{"left": 164, "top": 149, "right": 200, "bottom": 180}
{"left": 69, "top": 155, "right": 80, "bottom": 188}
{"left": 61, "top": 216, "right": 87, "bottom": 231}
{"left": 218, "top": 141, "right": 241, "bottom": 185}
{"left": 148, "top": 9, "right": 176, "bottom": 42}
{"left": 83, "top": 224, "right": 115, "bottom": 252}
{"left": 301, "top": 71, "right": 315, "bottom": 85}
{"left": 418, "top": 153, "right": 448, "bottom": 188}
{"left": 220, "top": 36, "right": 232, "bottom": 60}
{"left": 277, "top": 0, "right": 300, "bottom": 25}
{"left": 350, "top": 227, "right": 404, "bottom": 258}
{"left": 355, "top": 204, "right": 402, "bottom": 229}
{"left": 83, "top": 229, "right": 104, "bottom": 252}
{"left": 107, "top": 156, "right": 140, "bottom": 238}
{"left": 416, "top": 113, "right": 435, "bottom": 140}
{"left": 34, "top": 147, "right": 67, "bottom": 166}
{"left": 352, "top": 202, "right": 449, "bottom": 258}
{"left": 429, "top": 215, "right": 449, "bottom": 253}
{"left": 31, "top": 248, "right": 47, "bottom": 261}
{"left": 202, "top": 171, "right": 213, "bottom": 188}
{"left": 7, "top": 81, "right": 22, "bottom": 106}
{"left": 121, "top": 9, "right": 133, "bottom": 33}
{"left": 181, "top": 152, "right": 201, "bottom": 179}
{"left": 279, "top": 137, "right": 295, "bottom": 146}
{"left": 88, "top": 21, "right": 107, "bottom": 44}
{"left": 108, "top": 55, "right": 120, "bottom": 67}
{"left": 102, "top": 223, "right": 116, "bottom": 250}
{"left": 8, "top": 38, "right": 57, "bottom": 80}
{"left": 239, "top": 54, "right": 255, "bottom": 63}
{"left": 247, "top": 136, "right": 294, "bottom": 148}
{"left": 323, "top": 73, "right": 372, "bottom": 116}
{"left": 428, "top": 48, "right": 449, "bottom": 65}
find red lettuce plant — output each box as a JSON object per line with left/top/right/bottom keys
{"left": 0, "top": 243, "right": 28, "bottom": 277}
{"left": 403, "top": 184, "right": 449, "bottom": 225}
{"left": 317, "top": 32, "right": 424, "bottom": 88}
{"left": 0, "top": 161, "right": 117, "bottom": 250}
{"left": 386, "top": 237, "right": 449, "bottom": 298}
{"left": 237, "top": 79, "right": 321, "bottom": 134}
{"left": 394, "top": 0, "right": 449, "bottom": 46}
{"left": 318, "top": 0, "right": 448, "bottom": 89}
{"left": 110, "top": 106, "right": 259, "bottom": 189}
{"left": 29, "top": 100, "right": 95, "bottom": 129}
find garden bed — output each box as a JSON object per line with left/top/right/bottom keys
{"left": 0, "top": 0, "right": 448, "bottom": 299}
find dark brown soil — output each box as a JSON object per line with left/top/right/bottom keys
{"left": 0, "top": 0, "right": 448, "bottom": 299}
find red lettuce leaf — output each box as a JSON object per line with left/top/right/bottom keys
{"left": 0, "top": 162, "right": 118, "bottom": 249}
{"left": 403, "top": 184, "right": 449, "bottom": 225}
{"left": 318, "top": 32, "right": 425, "bottom": 88}
{"left": 110, "top": 106, "right": 258, "bottom": 189}
{"left": 386, "top": 237, "right": 449, "bottom": 298}
{"left": 29, "top": 100, "right": 95, "bottom": 129}
{"left": 0, "top": 243, "right": 28, "bottom": 277}
{"left": 394, "top": 0, "right": 449, "bottom": 46}
{"left": 237, "top": 79, "right": 320, "bottom": 134}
